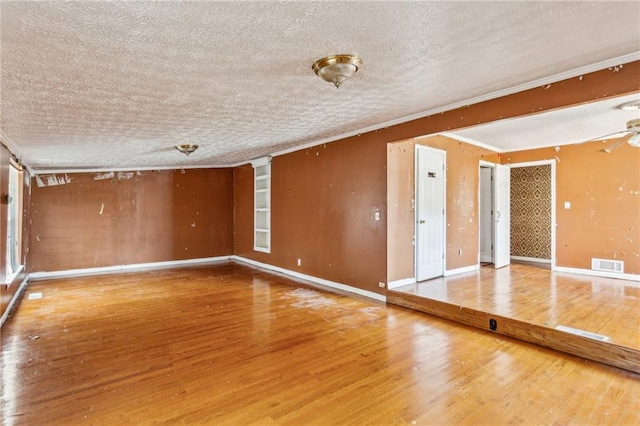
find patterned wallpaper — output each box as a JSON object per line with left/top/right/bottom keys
{"left": 511, "top": 165, "right": 551, "bottom": 259}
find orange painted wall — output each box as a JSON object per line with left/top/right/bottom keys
{"left": 502, "top": 140, "right": 640, "bottom": 274}
{"left": 29, "top": 169, "right": 234, "bottom": 272}
{"left": 387, "top": 140, "right": 416, "bottom": 283}
{"left": 387, "top": 136, "right": 498, "bottom": 282}
{"left": 234, "top": 138, "right": 388, "bottom": 295}
{"left": 235, "top": 63, "right": 639, "bottom": 293}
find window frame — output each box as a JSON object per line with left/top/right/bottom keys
{"left": 5, "top": 159, "right": 24, "bottom": 283}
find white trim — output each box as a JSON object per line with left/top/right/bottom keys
{"left": 511, "top": 256, "right": 551, "bottom": 264}
{"left": 250, "top": 156, "right": 271, "bottom": 168}
{"left": 28, "top": 256, "right": 232, "bottom": 281}
{"left": 444, "top": 264, "right": 480, "bottom": 277}
{"left": 555, "top": 266, "right": 640, "bottom": 284}
{"left": 31, "top": 164, "right": 232, "bottom": 176}
{"left": 508, "top": 159, "right": 556, "bottom": 271}
{"left": 232, "top": 256, "right": 386, "bottom": 302}
{"left": 0, "top": 276, "right": 29, "bottom": 327}
{"left": 4, "top": 264, "right": 25, "bottom": 285}
{"left": 439, "top": 133, "right": 501, "bottom": 153}
{"left": 387, "top": 277, "right": 416, "bottom": 289}
{"left": 0, "top": 129, "right": 36, "bottom": 176}
{"left": 508, "top": 159, "right": 557, "bottom": 169}
{"left": 478, "top": 160, "right": 496, "bottom": 168}
{"left": 478, "top": 161, "right": 496, "bottom": 264}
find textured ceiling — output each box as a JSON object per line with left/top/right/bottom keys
{"left": 1, "top": 1, "right": 640, "bottom": 173}
{"left": 447, "top": 93, "right": 640, "bottom": 152}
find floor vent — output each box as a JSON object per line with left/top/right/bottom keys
{"left": 591, "top": 258, "right": 624, "bottom": 273}
{"left": 556, "top": 325, "right": 609, "bottom": 342}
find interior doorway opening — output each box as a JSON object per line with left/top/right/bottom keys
{"left": 478, "top": 161, "right": 511, "bottom": 269}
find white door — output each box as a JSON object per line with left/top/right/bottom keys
{"left": 415, "top": 145, "right": 445, "bottom": 281}
{"left": 494, "top": 164, "right": 511, "bottom": 268}
{"left": 479, "top": 167, "right": 493, "bottom": 263}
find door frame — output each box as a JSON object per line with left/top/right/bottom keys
{"left": 414, "top": 144, "right": 447, "bottom": 281}
{"left": 478, "top": 162, "right": 494, "bottom": 263}
{"left": 478, "top": 161, "right": 510, "bottom": 268}
{"left": 508, "top": 159, "right": 556, "bottom": 270}
{"left": 493, "top": 163, "right": 511, "bottom": 269}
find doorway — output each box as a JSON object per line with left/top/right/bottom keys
{"left": 509, "top": 160, "right": 555, "bottom": 269}
{"left": 478, "top": 161, "right": 511, "bottom": 268}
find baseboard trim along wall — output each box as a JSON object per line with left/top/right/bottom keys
{"left": 28, "top": 256, "right": 233, "bottom": 281}
{"left": 444, "top": 264, "right": 479, "bottom": 276}
{"left": 27, "top": 255, "right": 387, "bottom": 302}
{"left": 511, "top": 256, "right": 551, "bottom": 264}
{"left": 1, "top": 276, "right": 29, "bottom": 327}
{"left": 554, "top": 266, "right": 640, "bottom": 284}
{"left": 232, "top": 256, "right": 387, "bottom": 302}
{"left": 387, "top": 277, "right": 416, "bottom": 289}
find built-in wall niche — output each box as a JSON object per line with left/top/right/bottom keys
{"left": 251, "top": 156, "right": 271, "bottom": 253}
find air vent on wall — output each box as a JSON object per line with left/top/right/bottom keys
{"left": 591, "top": 258, "right": 624, "bottom": 273}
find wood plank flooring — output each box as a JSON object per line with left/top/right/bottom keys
{"left": 393, "top": 263, "right": 640, "bottom": 350}
{"left": 2, "top": 262, "right": 639, "bottom": 425}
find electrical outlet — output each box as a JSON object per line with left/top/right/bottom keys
{"left": 378, "top": 281, "right": 386, "bottom": 288}
{"left": 297, "top": 258, "right": 301, "bottom": 266}
{"left": 458, "top": 249, "right": 462, "bottom": 256}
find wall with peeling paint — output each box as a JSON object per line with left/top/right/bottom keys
{"left": 28, "top": 168, "right": 234, "bottom": 272}
{"left": 387, "top": 140, "right": 416, "bottom": 283}
{"left": 387, "top": 136, "right": 499, "bottom": 283}
{"left": 235, "top": 132, "right": 499, "bottom": 295}
{"left": 234, "top": 64, "right": 639, "bottom": 293}
{"left": 235, "top": 138, "right": 388, "bottom": 294}
{"left": 502, "top": 141, "right": 640, "bottom": 274}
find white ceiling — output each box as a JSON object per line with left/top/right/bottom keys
{"left": 446, "top": 92, "right": 640, "bottom": 152}
{"left": 1, "top": 1, "right": 639, "bottom": 173}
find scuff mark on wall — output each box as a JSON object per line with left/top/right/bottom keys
{"left": 93, "top": 172, "right": 115, "bottom": 180}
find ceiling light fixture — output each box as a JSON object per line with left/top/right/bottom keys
{"left": 616, "top": 100, "right": 640, "bottom": 111}
{"left": 312, "top": 54, "right": 362, "bottom": 88}
{"left": 175, "top": 144, "right": 198, "bottom": 156}
{"left": 628, "top": 134, "right": 640, "bottom": 147}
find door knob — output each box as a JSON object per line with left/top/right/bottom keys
{"left": 419, "top": 219, "right": 425, "bottom": 224}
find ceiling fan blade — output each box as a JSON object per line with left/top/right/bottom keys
{"left": 581, "top": 130, "right": 629, "bottom": 144}
{"left": 600, "top": 133, "right": 633, "bottom": 153}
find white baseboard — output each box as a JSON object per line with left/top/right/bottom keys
{"left": 0, "top": 276, "right": 29, "bottom": 327}
{"left": 387, "top": 277, "right": 416, "bottom": 289}
{"left": 444, "top": 264, "right": 480, "bottom": 276}
{"left": 554, "top": 266, "right": 640, "bottom": 284}
{"left": 511, "top": 256, "right": 551, "bottom": 264}
{"left": 28, "top": 256, "right": 233, "bottom": 281}
{"left": 232, "top": 256, "right": 386, "bottom": 302}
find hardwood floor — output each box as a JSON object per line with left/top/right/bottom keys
{"left": 389, "top": 263, "right": 640, "bottom": 373}
{"left": 393, "top": 263, "right": 640, "bottom": 350}
{"left": 2, "top": 262, "right": 639, "bottom": 425}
